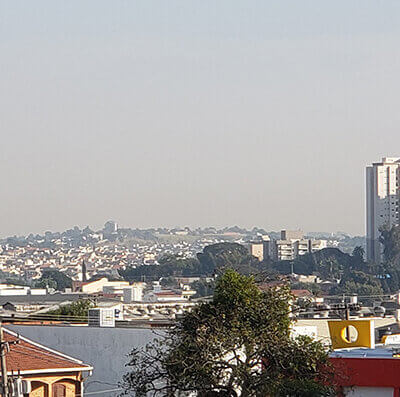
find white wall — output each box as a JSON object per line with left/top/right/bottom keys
{"left": 6, "top": 325, "right": 157, "bottom": 396}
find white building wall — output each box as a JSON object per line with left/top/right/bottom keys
{"left": 366, "top": 158, "right": 400, "bottom": 263}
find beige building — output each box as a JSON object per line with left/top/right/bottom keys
{"left": 247, "top": 236, "right": 270, "bottom": 261}
{"left": 72, "top": 277, "right": 129, "bottom": 294}
{"left": 270, "top": 230, "right": 327, "bottom": 261}
{"left": 366, "top": 157, "right": 400, "bottom": 263}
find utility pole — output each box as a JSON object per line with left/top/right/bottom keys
{"left": 343, "top": 300, "right": 351, "bottom": 342}
{"left": 345, "top": 304, "right": 350, "bottom": 321}
{"left": 0, "top": 322, "right": 9, "bottom": 397}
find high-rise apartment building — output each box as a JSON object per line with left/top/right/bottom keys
{"left": 366, "top": 157, "right": 400, "bottom": 263}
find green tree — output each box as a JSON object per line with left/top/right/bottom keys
{"left": 34, "top": 299, "right": 95, "bottom": 322}
{"left": 291, "top": 282, "right": 321, "bottom": 296}
{"left": 36, "top": 270, "right": 72, "bottom": 291}
{"left": 119, "top": 243, "right": 264, "bottom": 282}
{"left": 351, "top": 246, "right": 366, "bottom": 270}
{"left": 197, "top": 242, "right": 260, "bottom": 275}
{"left": 192, "top": 279, "right": 216, "bottom": 297}
{"left": 122, "top": 270, "right": 335, "bottom": 396}
{"left": 352, "top": 246, "right": 365, "bottom": 262}
{"left": 379, "top": 225, "right": 400, "bottom": 266}
{"left": 159, "top": 276, "right": 179, "bottom": 288}
{"left": 273, "top": 248, "right": 352, "bottom": 280}
{"left": 34, "top": 277, "right": 57, "bottom": 290}
{"left": 335, "top": 270, "right": 383, "bottom": 296}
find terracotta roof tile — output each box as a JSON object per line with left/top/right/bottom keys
{"left": 3, "top": 328, "right": 91, "bottom": 373}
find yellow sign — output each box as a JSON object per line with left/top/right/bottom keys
{"left": 327, "top": 319, "right": 375, "bottom": 349}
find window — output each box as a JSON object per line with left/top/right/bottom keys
{"left": 52, "top": 384, "right": 66, "bottom": 397}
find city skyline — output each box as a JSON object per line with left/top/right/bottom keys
{"left": 0, "top": 221, "right": 363, "bottom": 240}
{"left": 3, "top": 1, "right": 400, "bottom": 236}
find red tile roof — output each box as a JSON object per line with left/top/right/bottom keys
{"left": 3, "top": 328, "right": 92, "bottom": 374}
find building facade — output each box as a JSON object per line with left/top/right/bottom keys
{"left": 366, "top": 157, "right": 400, "bottom": 263}
{"left": 248, "top": 231, "right": 327, "bottom": 262}
{"left": 270, "top": 230, "right": 327, "bottom": 261}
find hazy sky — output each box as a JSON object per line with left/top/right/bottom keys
{"left": 1, "top": 1, "right": 400, "bottom": 237}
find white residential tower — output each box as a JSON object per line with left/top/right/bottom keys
{"left": 366, "top": 157, "right": 400, "bottom": 263}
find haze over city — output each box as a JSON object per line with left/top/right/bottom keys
{"left": 2, "top": 1, "right": 400, "bottom": 237}
{"left": 5, "top": 3, "right": 400, "bottom": 397}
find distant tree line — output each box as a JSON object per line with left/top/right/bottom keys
{"left": 119, "top": 226, "right": 400, "bottom": 296}
{"left": 119, "top": 243, "right": 266, "bottom": 282}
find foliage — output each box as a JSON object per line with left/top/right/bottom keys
{"left": 34, "top": 277, "right": 57, "bottom": 290}
{"left": 192, "top": 279, "right": 216, "bottom": 297}
{"left": 379, "top": 225, "right": 400, "bottom": 266}
{"left": 119, "top": 256, "right": 202, "bottom": 281}
{"left": 334, "top": 269, "right": 383, "bottom": 296}
{"left": 291, "top": 282, "right": 321, "bottom": 296}
{"left": 119, "top": 243, "right": 263, "bottom": 282}
{"left": 36, "top": 270, "right": 72, "bottom": 291}
{"left": 159, "top": 276, "right": 179, "bottom": 288}
{"left": 197, "top": 242, "right": 261, "bottom": 275}
{"left": 122, "top": 270, "right": 335, "bottom": 397}
{"left": 42, "top": 299, "right": 95, "bottom": 322}
{"left": 4, "top": 277, "right": 28, "bottom": 286}
{"left": 352, "top": 246, "right": 365, "bottom": 265}
{"left": 273, "top": 248, "right": 352, "bottom": 280}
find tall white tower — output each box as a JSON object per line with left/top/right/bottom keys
{"left": 366, "top": 157, "right": 400, "bottom": 263}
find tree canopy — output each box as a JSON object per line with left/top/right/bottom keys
{"left": 35, "top": 270, "right": 72, "bottom": 291}
{"left": 380, "top": 224, "right": 400, "bottom": 266}
{"left": 35, "top": 299, "right": 95, "bottom": 322}
{"left": 119, "top": 242, "right": 262, "bottom": 282}
{"left": 122, "top": 269, "right": 335, "bottom": 396}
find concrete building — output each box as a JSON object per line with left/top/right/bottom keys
{"left": 247, "top": 236, "right": 270, "bottom": 261}
{"left": 366, "top": 157, "right": 400, "bottom": 263}
{"left": 281, "top": 230, "right": 304, "bottom": 240}
{"left": 0, "top": 285, "right": 47, "bottom": 296}
{"left": 248, "top": 242, "right": 266, "bottom": 261}
{"left": 72, "top": 278, "right": 129, "bottom": 294}
{"left": 269, "top": 230, "right": 328, "bottom": 261}
{"left": 123, "top": 284, "right": 145, "bottom": 303}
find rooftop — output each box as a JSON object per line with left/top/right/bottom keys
{"left": 3, "top": 328, "right": 92, "bottom": 374}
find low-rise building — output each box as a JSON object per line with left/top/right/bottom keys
{"left": 2, "top": 327, "right": 92, "bottom": 397}
{"left": 72, "top": 278, "right": 129, "bottom": 294}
